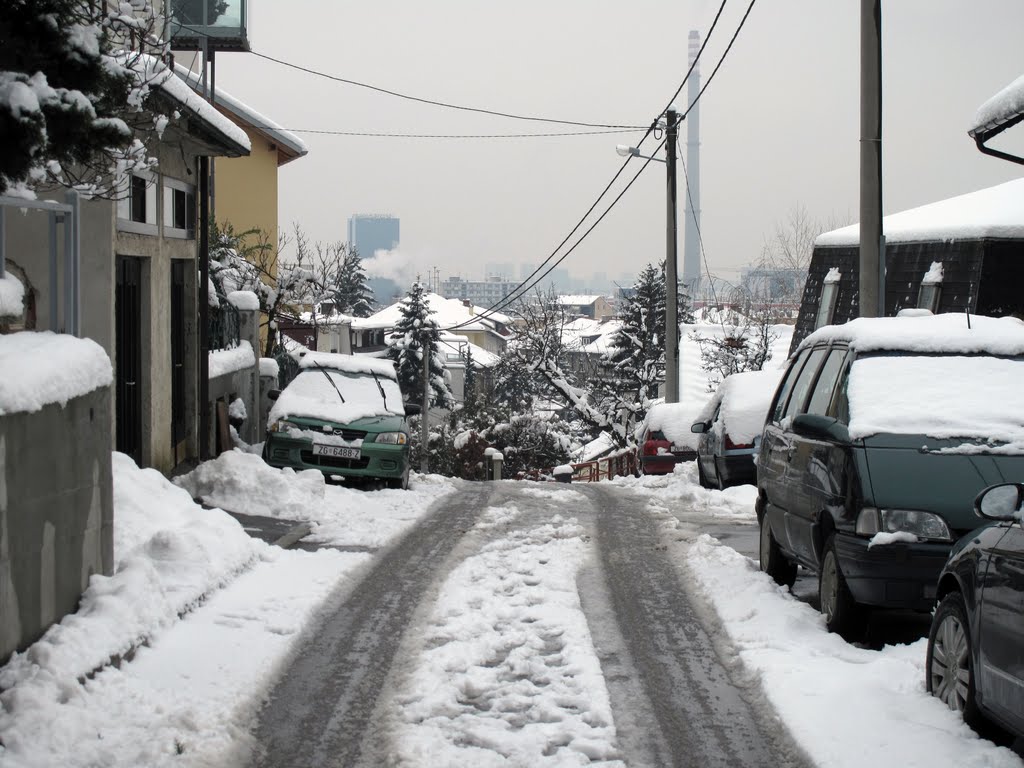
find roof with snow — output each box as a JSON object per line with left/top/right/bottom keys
{"left": 970, "top": 72, "right": 1024, "bottom": 141}
{"left": 815, "top": 178, "right": 1024, "bottom": 247}
{"left": 799, "top": 312, "right": 1024, "bottom": 357}
{"left": 557, "top": 295, "right": 604, "bottom": 306}
{"left": 352, "top": 292, "right": 510, "bottom": 334}
{"left": 437, "top": 333, "right": 500, "bottom": 368}
{"left": 138, "top": 56, "right": 250, "bottom": 155}
{"left": 175, "top": 65, "right": 308, "bottom": 166}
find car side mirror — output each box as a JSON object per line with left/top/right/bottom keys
{"left": 690, "top": 421, "right": 707, "bottom": 434}
{"left": 975, "top": 483, "right": 1023, "bottom": 521}
{"left": 790, "top": 413, "right": 850, "bottom": 443}
{"left": 267, "top": 390, "right": 281, "bottom": 401}
{"left": 404, "top": 403, "right": 422, "bottom": 416}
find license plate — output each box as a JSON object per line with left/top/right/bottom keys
{"left": 312, "top": 444, "right": 361, "bottom": 459}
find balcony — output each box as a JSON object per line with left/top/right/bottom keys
{"left": 168, "top": 0, "right": 249, "bottom": 52}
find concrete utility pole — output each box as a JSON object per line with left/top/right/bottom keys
{"left": 420, "top": 344, "right": 430, "bottom": 473}
{"left": 664, "top": 107, "right": 680, "bottom": 404}
{"left": 860, "top": 0, "right": 884, "bottom": 317}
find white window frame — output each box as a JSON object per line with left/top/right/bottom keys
{"left": 163, "top": 177, "right": 197, "bottom": 240}
{"left": 117, "top": 171, "right": 158, "bottom": 236}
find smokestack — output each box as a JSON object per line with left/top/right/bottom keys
{"left": 683, "top": 30, "right": 702, "bottom": 297}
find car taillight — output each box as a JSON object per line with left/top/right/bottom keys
{"left": 724, "top": 434, "right": 753, "bottom": 451}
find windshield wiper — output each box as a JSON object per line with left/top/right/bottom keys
{"left": 312, "top": 361, "right": 345, "bottom": 404}
{"left": 370, "top": 371, "right": 388, "bottom": 409}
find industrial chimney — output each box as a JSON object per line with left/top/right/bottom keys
{"left": 683, "top": 30, "right": 702, "bottom": 297}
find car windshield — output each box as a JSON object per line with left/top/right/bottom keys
{"left": 271, "top": 368, "right": 405, "bottom": 423}
{"left": 847, "top": 352, "right": 1024, "bottom": 443}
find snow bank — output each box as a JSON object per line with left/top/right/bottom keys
{"left": 680, "top": 534, "right": 1022, "bottom": 768}
{"left": 209, "top": 339, "right": 255, "bottom": 379}
{"left": 0, "top": 331, "right": 112, "bottom": 415}
{"left": 0, "top": 453, "right": 261, "bottom": 694}
{"left": 175, "top": 450, "right": 456, "bottom": 548}
{"left": 0, "top": 273, "right": 25, "bottom": 318}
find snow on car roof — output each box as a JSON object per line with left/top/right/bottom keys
{"left": 696, "top": 369, "right": 783, "bottom": 444}
{"left": 298, "top": 352, "right": 398, "bottom": 379}
{"left": 799, "top": 312, "right": 1024, "bottom": 357}
{"left": 814, "top": 178, "right": 1024, "bottom": 247}
{"left": 643, "top": 400, "right": 704, "bottom": 450}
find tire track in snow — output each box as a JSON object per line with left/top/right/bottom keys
{"left": 249, "top": 483, "right": 495, "bottom": 768}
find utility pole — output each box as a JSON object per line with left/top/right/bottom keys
{"left": 420, "top": 342, "right": 430, "bottom": 473}
{"left": 860, "top": 0, "right": 883, "bottom": 317}
{"left": 664, "top": 107, "right": 680, "bottom": 403}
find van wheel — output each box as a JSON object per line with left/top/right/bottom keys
{"left": 819, "top": 535, "right": 863, "bottom": 638}
{"left": 759, "top": 513, "right": 797, "bottom": 587}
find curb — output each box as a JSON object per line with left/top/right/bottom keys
{"left": 272, "top": 522, "right": 313, "bottom": 550}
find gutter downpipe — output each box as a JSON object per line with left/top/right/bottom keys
{"left": 199, "top": 155, "right": 211, "bottom": 459}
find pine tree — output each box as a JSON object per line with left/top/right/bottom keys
{"left": 386, "top": 282, "right": 453, "bottom": 408}
{"left": 0, "top": 1, "right": 166, "bottom": 195}
{"left": 329, "top": 245, "right": 375, "bottom": 317}
{"left": 607, "top": 262, "right": 666, "bottom": 402}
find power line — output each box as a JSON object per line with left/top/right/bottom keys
{"left": 258, "top": 127, "right": 643, "bottom": 140}
{"left": 247, "top": 49, "right": 647, "bottom": 130}
{"left": 443, "top": 0, "right": 748, "bottom": 331}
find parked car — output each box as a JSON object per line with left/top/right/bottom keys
{"left": 262, "top": 352, "right": 420, "bottom": 489}
{"left": 637, "top": 401, "right": 700, "bottom": 475}
{"left": 756, "top": 313, "right": 1024, "bottom": 637}
{"left": 690, "top": 369, "right": 782, "bottom": 489}
{"left": 926, "top": 482, "right": 1024, "bottom": 739}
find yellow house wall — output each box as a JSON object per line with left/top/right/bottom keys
{"left": 214, "top": 124, "right": 280, "bottom": 354}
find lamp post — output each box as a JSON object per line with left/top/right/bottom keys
{"left": 615, "top": 106, "right": 681, "bottom": 403}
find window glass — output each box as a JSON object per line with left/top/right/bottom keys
{"left": 917, "top": 283, "right": 940, "bottom": 313}
{"left": 806, "top": 348, "right": 847, "bottom": 416}
{"left": 769, "top": 349, "right": 810, "bottom": 423}
{"left": 783, "top": 347, "right": 828, "bottom": 420}
{"left": 130, "top": 176, "right": 147, "bottom": 223}
{"left": 815, "top": 282, "right": 838, "bottom": 329}
{"left": 833, "top": 361, "right": 851, "bottom": 424}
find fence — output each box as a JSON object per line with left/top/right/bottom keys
{"left": 516, "top": 449, "right": 638, "bottom": 483}
{"left": 209, "top": 299, "right": 240, "bottom": 351}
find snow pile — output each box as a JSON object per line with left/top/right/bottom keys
{"left": 680, "top": 534, "right": 1022, "bottom": 768}
{"left": 175, "top": 450, "right": 456, "bottom": 548}
{"left": 226, "top": 290, "right": 259, "bottom": 311}
{"left": 259, "top": 357, "right": 280, "bottom": 379}
{"left": 922, "top": 261, "right": 944, "bottom": 285}
{"left": 0, "top": 453, "right": 262, "bottom": 737}
{"left": 0, "top": 331, "right": 112, "bottom": 415}
{"left": 0, "top": 273, "right": 24, "bottom": 318}
{"left": 385, "top": 509, "right": 621, "bottom": 765}
{"left": 616, "top": 461, "right": 758, "bottom": 521}
{"left": 209, "top": 339, "right": 255, "bottom": 379}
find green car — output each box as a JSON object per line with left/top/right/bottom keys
{"left": 263, "top": 353, "right": 420, "bottom": 489}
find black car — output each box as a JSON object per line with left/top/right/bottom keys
{"left": 926, "top": 482, "right": 1024, "bottom": 739}
{"left": 756, "top": 313, "right": 1024, "bottom": 637}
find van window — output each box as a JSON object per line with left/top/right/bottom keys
{"left": 769, "top": 349, "right": 811, "bottom": 423}
{"left": 783, "top": 347, "right": 828, "bottom": 420}
{"left": 806, "top": 349, "right": 848, "bottom": 416}
{"left": 832, "top": 361, "right": 851, "bottom": 424}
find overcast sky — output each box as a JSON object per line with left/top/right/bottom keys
{"left": 209, "top": 0, "right": 1024, "bottom": 293}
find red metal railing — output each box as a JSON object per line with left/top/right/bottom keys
{"left": 516, "top": 449, "right": 638, "bottom": 483}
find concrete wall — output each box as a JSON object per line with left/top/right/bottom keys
{"left": 0, "top": 387, "right": 113, "bottom": 660}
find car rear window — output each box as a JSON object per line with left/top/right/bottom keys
{"left": 847, "top": 353, "right": 1024, "bottom": 442}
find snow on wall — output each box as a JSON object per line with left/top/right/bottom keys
{"left": 209, "top": 340, "right": 255, "bottom": 379}
{"left": 259, "top": 357, "right": 280, "bottom": 379}
{"left": 0, "top": 331, "right": 112, "bottom": 415}
{"left": 0, "top": 273, "right": 25, "bottom": 318}
{"left": 815, "top": 178, "right": 1024, "bottom": 247}
{"left": 227, "top": 290, "right": 259, "bottom": 311}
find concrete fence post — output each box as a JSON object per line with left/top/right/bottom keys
{"left": 230, "top": 292, "right": 261, "bottom": 446}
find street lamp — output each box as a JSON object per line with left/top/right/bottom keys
{"left": 616, "top": 107, "right": 681, "bottom": 403}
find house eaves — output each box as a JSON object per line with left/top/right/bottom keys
{"left": 969, "top": 72, "right": 1024, "bottom": 165}
{"left": 175, "top": 65, "right": 309, "bottom": 167}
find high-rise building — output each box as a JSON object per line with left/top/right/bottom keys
{"left": 347, "top": 214, "right": 400, "bottom": 260}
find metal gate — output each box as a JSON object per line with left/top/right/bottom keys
{"left": 115, "top": 256, "right": 142, "bottom": 463}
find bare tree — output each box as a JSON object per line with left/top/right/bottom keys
{"left": 755, "top": 205, "right": 849, "bottom": 302}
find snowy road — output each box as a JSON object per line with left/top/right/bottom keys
{"left": 249, "top": 481, "right": 807, "bottom": 767}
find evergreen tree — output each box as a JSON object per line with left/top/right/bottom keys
{"left": 0, "top": 1, "right": 165, "bottom": 195}
{"left": 386, "top": 281, "right": 453, "bottom": 408}
{"left": 607, "top": 262, "right": 666, "bottom": 402}
{"left": 329, "top": 245, "right": 375, "bottom": 317}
